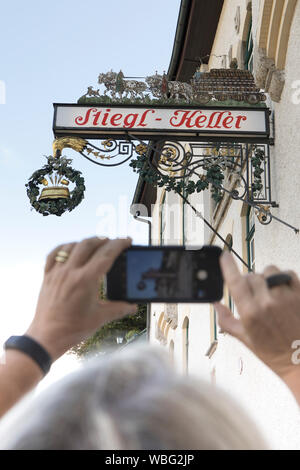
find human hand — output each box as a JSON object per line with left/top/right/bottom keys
{"left": 214, "top": 252, "right": 300, "bottom": 385}
{"left": 25, "top": 237, "right": 137, "bottom": 361}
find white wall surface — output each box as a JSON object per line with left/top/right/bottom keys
{"left": 149, "top": 0, "right": 300, "bottom": 449}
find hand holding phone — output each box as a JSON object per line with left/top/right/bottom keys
{"left": 107, "top": 245, "right": 223, "bottom": 303}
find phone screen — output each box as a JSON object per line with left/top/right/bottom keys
{"left": 107, "top": 245, "right": 223, "bottom": 303}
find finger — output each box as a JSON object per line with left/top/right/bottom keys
{"left": 54, "top": 242, "right": 78, "bottom": 268}
{"left": 85, "top": 237, "right": 132, "bottom": 277}
{"left": 214, "top": 302, "right": 246, "bottom": 343}
{"left": 45, "top": 242, "right": 77, "bottom": 273}
{"left": 246, "top": 272, "right": 271, "bottom": 300}
{"left": 285, "top": 270, "right": 300, "bottom": 290}
{"left": 263, "top": 265, "right": 281, "bottom": 277}
{"left": 220, "top": 252, "right": 253, "bottom": 308}
{"left": 263, "top": 265, "right": 292, "bottom": 292}
{"left": 68, "top": 236, "right": 109, "bottom": 268}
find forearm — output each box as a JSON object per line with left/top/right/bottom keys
{"left": 0, "top": 237, "right": 137, "bottom": 418}
{"left": 0, "top": 349, "right": 43, "bottom": 418}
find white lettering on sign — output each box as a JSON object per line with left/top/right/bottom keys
{"left": 54, "top": 105, "right": 268, "bottom": 135}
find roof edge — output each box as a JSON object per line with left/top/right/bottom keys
{"left": 167, "top": 0, "right": 192, "bottom": 81}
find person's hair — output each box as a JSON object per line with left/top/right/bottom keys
{"left": 0, "top": 344, "right": 267, "bottom": 449}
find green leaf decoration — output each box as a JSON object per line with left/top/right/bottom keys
{"left": 26, "top": 156, "right": 85, "bottom": 216}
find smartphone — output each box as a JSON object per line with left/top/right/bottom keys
{"left": 106, "top": 245, "right": 223, "bottom": 303}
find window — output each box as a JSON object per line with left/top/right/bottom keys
{"left": 224, "top": 234, "right": 235, "bottom": 316}
{"left": 246, "top": 206, "right": 255, "bottom": 271}
{"left": 206, "top": 305, "right": 218, "bottom": 357}
{"left": 182, "top": 187, "right": 186, "bottom": 245}
{"left": 213, "top": 308, "right": 218, "bottom": 341}
{"left": 244, "top": 18, "right": 253, "bottom": 71}
{"left": 160, "top": 192, "right": 166, "bottom": 245}
{"left": 182, "top": 317, "right": 189, "bottom": 373}
{"left": 182, "top": 168, "right": 189, "bottom": 245}
{"left": 209, "top": 305, "right": 218, "bottom": 342}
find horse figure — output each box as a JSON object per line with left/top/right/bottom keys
{"left": 98, "top": 70, "right": 194, "bottom": 101}
{"left": 98, "top": 71, "right": 118, "bottom": 98}
{"left": 122, "top": 79, "right": 147, "bottom": 99}
{"left": 146, "top": 73, "right": 193, "bottom": 102}
{"left": 145, "top": 73, "right": 163, "bottom": 98}
{"left": 98, "top": 70, "right": 147, "bottom": 99}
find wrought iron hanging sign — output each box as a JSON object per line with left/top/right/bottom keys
{"left": 54, "top": 66, "right": 269, "bottom": 143}
{"left": 25, "top": 67, "right": 298, "bottom": 236}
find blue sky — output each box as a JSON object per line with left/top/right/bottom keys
{"left": 0, "top": 0, "right": 181, "bottom": 376}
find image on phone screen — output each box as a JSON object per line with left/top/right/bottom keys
{"left": 107, "top": 246, "right": 223, "bottom": 303}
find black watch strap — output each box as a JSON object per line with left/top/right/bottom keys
{"left": 4, "top": 335, "right": 52, "bottom": 375}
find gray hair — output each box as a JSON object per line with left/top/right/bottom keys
{"left": 0, "top": 345, "right": 267, "bottom": 449}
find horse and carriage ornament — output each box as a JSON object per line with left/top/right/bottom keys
{"left": 78, "top": 67, "right": 266, "bottom": 105}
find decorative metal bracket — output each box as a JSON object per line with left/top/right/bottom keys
{"left": 53, "top": 136, "right": 274, "bottom": 201}
{"left": 53, "top": 136, "right": 135, "bottom": 167}
{"left": 145, "top": 140, "right": 276, "bottom": 207}
{"left": 51, "top": 134, "right": 298, "bottom": 233}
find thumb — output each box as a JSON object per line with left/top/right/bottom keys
{"left": 214, "top": 302, "right": 246, "bottom": 343}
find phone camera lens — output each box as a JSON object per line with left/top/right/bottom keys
{"left": 197, "top": 270, "right": 208, "bottom": 280}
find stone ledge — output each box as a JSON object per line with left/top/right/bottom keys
{"left": 254, "top": 47, "right": 285, "bottom": 102}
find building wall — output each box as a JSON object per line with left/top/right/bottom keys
{"left": 149, "top": 0, "right": 300, "bottom": 449}
{"left": 207, "top": 0, "right": 300, "bottom": 448}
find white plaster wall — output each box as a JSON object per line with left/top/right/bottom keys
{"left": 209, "top": 0, "right": 250, "bottom": 69}
{"left": 256, "top": 0, "right": 300, "bottom": 273}
{"left": 196, "top": 193, "right": 300, "bottom": 450}
{"left": 149, "top": 0, "right": 300, "bottom": 449}
{"left": 149, "top": 186, "right": 165, "bottom": 347}
{"left": 198, "top": 0, "right": 300, "bottom": 449}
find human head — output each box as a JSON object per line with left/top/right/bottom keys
{"left": 0, "top": 345, "right": 266, "bottom": 449}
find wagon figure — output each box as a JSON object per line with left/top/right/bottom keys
{"left": 190, "top": 68, "right": 266, "bottom": 104}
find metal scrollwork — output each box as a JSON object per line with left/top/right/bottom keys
{"left": 53, "top": 136, "right": 135, "bottom": 167}
{"left": 54, "top": 136, "right": 276, "bottom": 225}
{"left": 157, "top": 142, "right": 192, "bottom": 177}
{"left": 78, "top": 139, "right": 134, "bottom": 167}
{"left": 45, "top": 134, "right": 299, "bottom": 232}
{"left": 255, "top": 205, "right": 272, "bottom": 225}
{"left": 129, "top": 138, "right": 280, "bottom": 221}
